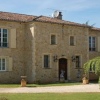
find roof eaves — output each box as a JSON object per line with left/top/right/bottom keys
{"left": 31, "top": 19, "right": 90, "bottom": 28}
{"left": 0, "top": 18, "right": 26, "bottom": 22}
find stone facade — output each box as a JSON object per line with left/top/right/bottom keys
{"left": 0, "top": 21, "right": 25, "bottom": 83}
{"left": 0, "top": 12, "right": 100, "bottom": 83}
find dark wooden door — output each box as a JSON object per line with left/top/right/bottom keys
{"left": 59, "top": 58, "right": 67, "bottom": 80}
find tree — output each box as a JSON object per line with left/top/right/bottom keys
{"left": 83, "top": 57, "right": 100, "bottom": 88}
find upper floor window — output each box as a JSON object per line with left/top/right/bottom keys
{"left": 0, "top": 28, "right": 8, "bottom": 47}
{"left": 51, "top": 35, "right": 56, "bottom": 45}
{"left": 0, "top": 57, "right": 6, "bottom": 71}
{"left": 44, "top": 54, "right": 50, "bottom": 68}
{"left": 89, "top": 36, "right": 96, "bottom": 51}
{"left": 70, "top": 36, "right": 75, "bottom": 46}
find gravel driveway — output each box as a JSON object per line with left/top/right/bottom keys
{"left": 0, "top": 84, "right": 100, "bottom": 93}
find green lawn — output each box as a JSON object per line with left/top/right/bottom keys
{"left": 0, "top": 93, "right": 100, "bottom": 100}
{"left": 0, "top": 82, "right": 81, "bottom": 88}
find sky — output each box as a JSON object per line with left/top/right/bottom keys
{"left": 0, "top": 0, "right": 100, "bottom": 28}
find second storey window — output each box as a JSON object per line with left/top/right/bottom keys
{"left": 51, "top": 35, "right": 56, "bottom": 45}
{"left": 70, "top": 36, "right": 74, "bottom": 46}
{"left": 44, "top": 55, "right": 50, "bottom": 68}
{"left": 0, "top": 28, "right": 8, "bottom": 47}
{"left": 89, "top": 36, "right": 96, "bottom": 51}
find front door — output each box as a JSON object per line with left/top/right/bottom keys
{"left": 59, "top": 58, "right": 67, "bottom": 80}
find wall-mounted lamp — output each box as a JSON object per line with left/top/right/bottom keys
{"left": 53, "top": 55, "right": 58, "bottom": 62}
{"left": 71, "top": 56, "right": 76, "bottom": 62}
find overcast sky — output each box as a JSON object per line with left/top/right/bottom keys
{"left": 0, "top": 0, "right": 100, "bottom": 28}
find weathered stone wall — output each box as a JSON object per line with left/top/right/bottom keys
{"left": 88, "top": 29, "right": 100, "bottom": 80}
{"left": 89, "top": 29, "right": 100, "bottom": 59}
{"left": 34, "top": 22, "right": 89, "bottom": 83}
{"left": 0, "top": 20, "right": 100, "bottom": 83}
{"left": 24, "top": 22, "right": 36, "bottom": 83}
{"left": 0, "top": 21, "right": 25, "bottom": 83}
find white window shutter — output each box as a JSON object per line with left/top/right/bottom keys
{"left": 98, "top": 37, "right": 100, "bottom": 52}
{"left": 10, "top": 28, "right": 16, "bottom": 48}
{"left": 8, "top": 57, "right": 13, "bottom": 71}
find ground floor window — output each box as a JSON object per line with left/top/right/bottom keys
{"left": 43, "top": 54, "right": 50, "bottom": 68}
{"left": 75, "top": 56, "right": 81, "bottom": 68}
{"left": 0, "top": 57, "right": 6, "bottom": 71}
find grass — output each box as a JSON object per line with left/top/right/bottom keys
{"left": 0, "top": 82, "right": 81, "bottom": 88}
{"left": 0, "top": 93, "right": 100, "bottom": 100}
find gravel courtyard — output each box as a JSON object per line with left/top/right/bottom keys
{"left": 0, "top": 84, "right": 100, "bottom": 93}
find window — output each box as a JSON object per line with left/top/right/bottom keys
{"left": 0, "top": 56, "right": 13, "bottom": 71}
{"left": 0, "top": 57, "right": 6, "bottom": 71}
{"left": 89, "top": 36, "right": 96, "bottom": 51}
{"left": 0, "top": 28, "right": 8, "bottom": 47}
{"left": 70, "top": 36, "right": 74, "bottom": 46}
{"left": 75, "top": 56, "right": 81, "bottom": 68}
{"left": 51, "top": 35, "right": 56, "bottom": 45}
{"left": 44, "top": 55, "right": 50, "bottom": 68}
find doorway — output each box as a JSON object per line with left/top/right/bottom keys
{"left": 59, "top": 58, "right": 67, "bottom": 80}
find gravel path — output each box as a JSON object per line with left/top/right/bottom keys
{"left": 0, "top": 84, "right": 100, "bottom": 93}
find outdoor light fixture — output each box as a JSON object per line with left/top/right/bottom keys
{"left": 53, "top": 55, "right": 58, "bottom": 62}
{"left": 72, "top": 56, "right": 76, "bottom": 62}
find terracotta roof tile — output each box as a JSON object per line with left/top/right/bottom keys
{"left": 33, "top": 16, "right": 87, "bottom": 27}
{"left": 91, "top": 27, "right": 100, "bottom": 31}
{"left": 0, "top": 11, "right": 99, "bottom": 30}
{"left": 0, "top": 11, "right": 86, "bottom": 27}
{"left": 0, "top": 11, "right": 36, "bottom": 22}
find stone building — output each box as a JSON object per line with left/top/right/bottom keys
{"left": 0, "top": 11, "right": 100, "bottom": 83}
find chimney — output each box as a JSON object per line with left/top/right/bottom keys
{"left": 53, "top": 11, "right": 63, "bottom": 20}
{"left": 57, "top": 12, "right": 62, "bottom": 20}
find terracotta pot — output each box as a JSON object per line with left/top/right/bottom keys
{"left": 82, "top": 77, "right": 89, "bottom": 84}
{"left": 21, "top": 76, "right": 27, "bottom": 87}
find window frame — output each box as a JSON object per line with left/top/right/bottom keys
{"left": 0, "top": 57, "right": 7, "bottom": 71}
{"left": 75, "top": 55, "right": 81, "bottom": 68}
{"left": 43, "top": 54, "right": 51, "bottom": 69}
{"left": 50, "top": 34, "right": 57, "bottom": 45}
{"left": 0, "top": 28, "right": 8, "bottom": 48}
{"left": 89, "top": 36, "right": 96, "bottom": 51}
{"left": 69, "top": 36, "right": 75, "bottom": 46}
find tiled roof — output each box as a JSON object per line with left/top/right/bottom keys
{"left": 0, "top": 11, "right": 100, "bottom": 30}
{"left": 33, "top": 15, "right": 86, "bottom": 27}
{"left": 0, "top": 11, "right": 86, "bottom": 27}
{"left": 91, "top": 27, "right": 100, "bottom": 31}
{"left": 0, "top": 11, "right": 37, "bottom": 22}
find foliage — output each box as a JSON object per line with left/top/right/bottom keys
{"left": 83, "top": 57, "right": 100, "bottom": 88}
{"left": 83, "top": 57, "right": 100, "bottom": 75}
